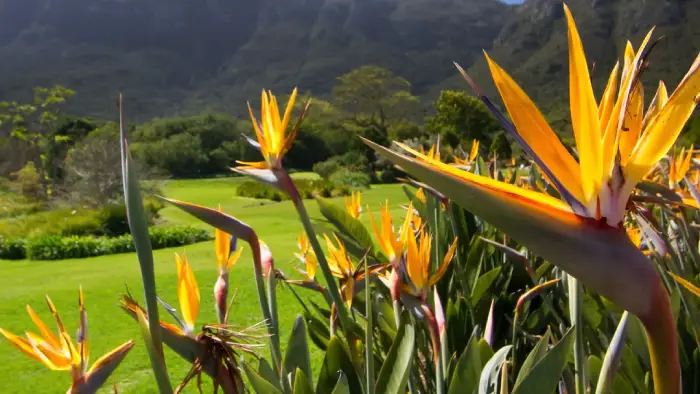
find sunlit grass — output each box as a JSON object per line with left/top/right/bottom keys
{"left": 0, "top": 176, "right": 406, "bottom": 393}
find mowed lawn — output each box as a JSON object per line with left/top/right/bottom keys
{"left": 0, "top": 176, "right": 407, "bottom": 393}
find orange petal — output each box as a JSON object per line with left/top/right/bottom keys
{"left": 175, "top": 252, "right": 200, "bottom": 334}
{"left": 564, "top": 4, "right": 602, "bottom": 208}
{"left": 0, "top": 328, "right": 45, "bottom": 365}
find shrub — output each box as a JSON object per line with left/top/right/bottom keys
{"left": 312, "top": 152, "right": 372, "bottom": 179}
{"left": 0, "top": 195, "right": 45, "bottom": 219}
{"left": 106, "top": 234, "right": 136, "bottom": 254}
{"left": 312, "top": 157, "right": 342, "bottom": 179}
{"left": 378, "top": 166, "right": 401, "bottom": 184}
{"left": 236, "top": 181, "right": 285, "bottom": 201}
{"left": 148, "top": 227, "right": 212, "bottom": 249}
{"left": 11, "top": 162, "right": 44, "bottom": 200}
{"left": 330, "top": 169, "right": 371, "bottom": 189}
{"left": 0, "top": 200, "right": 165, "bottom": 239}
{"left": 0, "top": 237, "right": 26, "bottom": 259}
{"left": 236, "top": 179, "right": 351, "bottom": 201}
{"left": 5, "top": 226, "right": 212, "bottom": 261}
{"left": 63, "top": 127, "right": 124, "bottom": 205}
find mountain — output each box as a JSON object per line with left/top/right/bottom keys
{"left": 453, "top": 0, "right": 700, "bottom": 116}
{"left": 0, "top": 0, "right": 510, "bottom": 120}
{"left": 0, "top": 0, "right": 697, "bottom": 121}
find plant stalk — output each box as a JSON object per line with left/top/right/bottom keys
{"left": 267, "top": 266, "right": 286, "bottom": 390}
{"left": 285, "top": 172, "right": 354, "bottom": 339}
{"left": 568, "top": 275, "right": 586, "bottom": 394}
{"left": 249, "top": 236, "right": 282, "bottom": 375}
{"left": 639, "top": 276, "right": 680, "bottom": 394}
{"left": 365, "top": 261, "right": 375, "bottom": 394}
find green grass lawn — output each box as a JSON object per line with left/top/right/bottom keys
{"left": 0, "top": 176, "right": 407, "bottom": 393}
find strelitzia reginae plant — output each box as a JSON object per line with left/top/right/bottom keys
{"left": 0, "top": 289, "right": 134, "bottom": 394}
{"left": 363, "top": 4, "right": 700, "bottom": 394}
{"left": 121, "top": 250, "right": 263, "bottom": 393}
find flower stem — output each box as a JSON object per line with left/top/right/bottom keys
{"left": 250, "top": 236, "right": 282, "bottom": 375}
{"left": 285, "top": 172, "right": 354, "bottom": 339}
{"left": 568, "top": 275, "right": 586, "bottom": 394}
{"left": 422, "top": 304, "right": 444, "bottom": 394}
{"left": 639, "top": 277, "right": 680, "bottom": 394}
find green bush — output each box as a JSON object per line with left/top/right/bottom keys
{"left": 236, "top": 179, "right": 351, "bottom": 201}
{"left": 5, "top": 226, "right": 211, "bottom": 261}
{"left": 99, "top": 204, "right": 130, "bottom": 236}
{"left": 0, "top": 195, "right": 45, "bottom": 218}
{"left": 11, "top": 162, "right": 44, "bottom": 200}
{"left": 378, "top": 166, "right": 401, "bottom": 184}
{"left": 0, "top": 200, "right": 164, "bottom": 239}
{"left": 330, "top": 169, "right": 372, "bottom": 189}
{"left": 312, "top": 152, "right": 372, "bottom": 179}
{"left": 0, "top": 237, "right": 26, "bottom": 259}
{"left": 148, "top": 227, "right": 212, "bottom": 249}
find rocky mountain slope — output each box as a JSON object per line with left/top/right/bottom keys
{"left": 0, "top": 0, "right": 696, "bottom": 120}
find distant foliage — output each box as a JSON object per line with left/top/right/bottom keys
{"left": 10, "top": 162, "right": 44, "bottom": 201}
{"left": 681, "top": 115, "right": 700, "bottom": 146}
{"left": 313, "top": 151, "right": 373, "bottom": 180}
{"left": 489, "top": 131, "right": 513, "bottom": 159}
{"left": 63, "top": 124, "right": 124, "bottom": 205}
{"left": 425, "top": 90, "right": 501, "bottom": 147}
{"left": 0, "top": 237, "right": 26, "bottom": 260}
{"left": 329, "top": 169, "right": 372, "bottom": 189}
{"left": 8, "top": 226, "right": 211, "bottom": 261}
{"left": 0, "top": 202, "right": 162, "bottom": 239}
{"left": 132, "top": 113, "right": 257, "bottom": 178}
{"left": 0, "top": 86, "right": 76, "bottom": 198}
{"left": 236, "top": 179, "right": 350, "bottom": 201}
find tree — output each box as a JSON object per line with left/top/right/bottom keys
{"left": 0, "top": 85, "right": 75, "bottom": 198}
{"left": 132, "top": 112, "right": 256, "bottom": 177}
{"left": 333, "top": 65, "right": 421, "bottom": 138}
{"left": 63, "top": 125, "right": 123, "bottom": 205}
{"left": 425, "top": 90, "right": 501, "bottom": 147}
{"left": 489, "top": 132, "right": 512, "bottom": 159}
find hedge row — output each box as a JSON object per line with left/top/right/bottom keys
{"left": 0, "top": 226, "right": 212, "bottom": 261}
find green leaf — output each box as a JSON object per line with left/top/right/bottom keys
{"left": 471, "top": 267, "right": 502, "bottom": 305}
{"left": 293, "top": 368, "right": 315, "bottom": 394}
{"left": 316, "top": 336, "right": 363, "bottom": 394}
{"left": 514, "top": 328, "right": 552, "bottom": 387}
{"left": 365, "top": 254, "right": 375, "bottom": 394}
{"left": 626, "top": 315, "right": 651, "bottom": 368}
{"left": 587, "top": 355, "right": 603, "bottom": 388}
{"left": 317, "top": 197, "right": 375, "bottom": 254}
{"left": 69, "top": 341, "right": 135, "bottom": 394}
{"left": 259, "top": 358, "right": 283, "bottom": 392}
{"left": 448, "top": 329, "right": 482, "bottom": 394}
{"left": 242, "top": 360, "right": 283, "bottom": 394}
{"left": 305, "top": 311, "right": 330, "bottom": 351}
{"left": 331, "top": 373, "right": 351, "bottom": 394}
{"left": 121, "top": 97, "right": 172, "bottom": 394}
{"left": 284, "top": 315, "right": 313, "bottom": 389}
{"left": 512, "top": 326, "right": 575, "bottom": 394}
{"left": 478, "top": 345, "right": 511, "bottom": 394}
{"left": 477, "top": 339, "right": 495, "bottom": 366}
{"left": 134, "top": 308, "right": 173, "bottom": 393}
{"left": 375, "top": 313, "right": 415, "bottom": 394}
{"left": 596, "top": 312, "right": 630, "bottom": 394}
